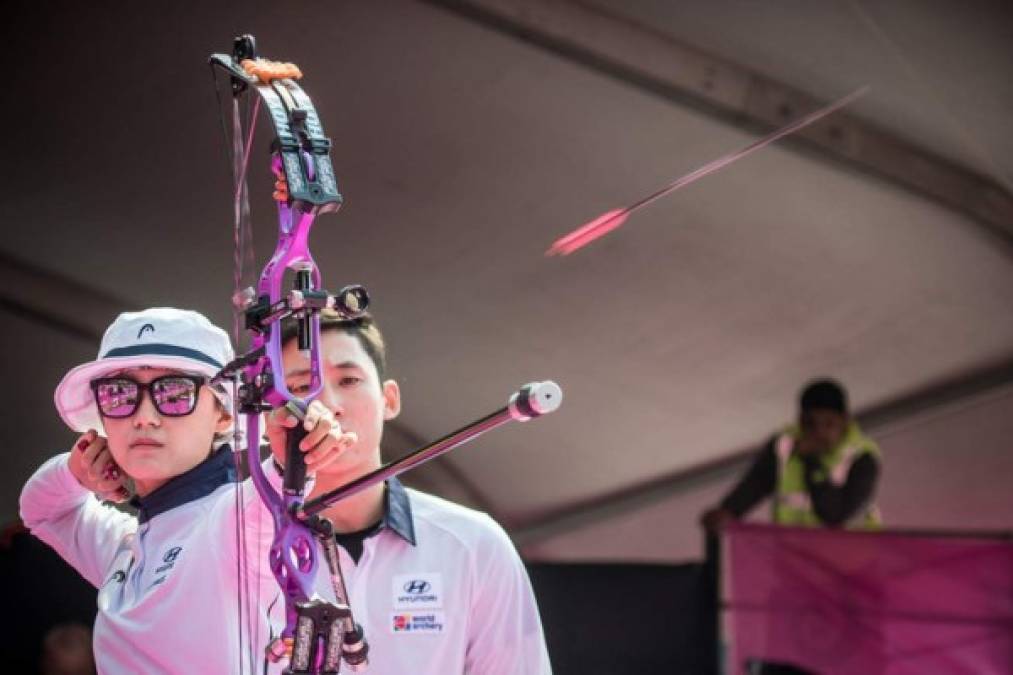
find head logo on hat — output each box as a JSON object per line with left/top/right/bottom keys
{"left": 55, "top": 308, "right": 236, "bottom": 433}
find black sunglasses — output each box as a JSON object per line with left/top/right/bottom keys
{"left": 90, "top": 375, "right": 207, "bottom": 419}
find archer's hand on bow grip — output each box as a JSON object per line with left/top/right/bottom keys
{"left": 266, "top": 401, "right": 358, "bottom": 478}
{"left": 284, "top": 404, "right": 310, "bottom": 493}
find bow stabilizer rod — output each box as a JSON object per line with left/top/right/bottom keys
{"left": 301, "top": 381, "right": 563, "bottom": 518}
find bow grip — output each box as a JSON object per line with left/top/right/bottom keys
{"left": 283, "top": 400, "right": 310, "bottom": 494}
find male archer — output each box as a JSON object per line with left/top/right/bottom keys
{"left": 258, "top": 310, "right": 552, "bottom": 674}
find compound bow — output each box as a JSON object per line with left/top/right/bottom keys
{"left": 209, "top": 35, "right": 561, "bottom": 674}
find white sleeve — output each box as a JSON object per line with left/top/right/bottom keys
{"left": 19, "top": 452, "right": 137, "bottom": 587}
{"left": 465, "top": 516, "right": 552, "bottom": 674}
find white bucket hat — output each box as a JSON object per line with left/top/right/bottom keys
{"left": 55, "top": 307, "right": 235, "bottom": 433}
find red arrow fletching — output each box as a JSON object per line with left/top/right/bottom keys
{"left": 545, "top": 208, "right": 629, "bottom": 256}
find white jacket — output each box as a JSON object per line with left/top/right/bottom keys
{"left": 20, "top": 449, "right": 551, "bottom": 674}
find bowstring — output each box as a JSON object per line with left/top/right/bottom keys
{"left": 212, "top": 62, "right": 262, "bottom": 675}
{"left": 233, "top": 92, "right": 263, "bottom": 675}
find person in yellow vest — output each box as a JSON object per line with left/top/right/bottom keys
{"left": 701, "top": 379, "right": 881, "bottom": 531}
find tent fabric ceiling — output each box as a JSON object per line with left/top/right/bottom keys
{"left": 2, "top": 1, "right": 1011, "bottom": 558}
{"left": 580, "top": 0, "right": 1013, "bottom": 188}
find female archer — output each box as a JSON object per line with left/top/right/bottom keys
{"left": 20, "top": 306, "right": 351, "bottom": 673}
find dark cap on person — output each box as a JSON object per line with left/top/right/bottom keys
{"left": 799, "top": 378, "right": 848, "bottom": 414}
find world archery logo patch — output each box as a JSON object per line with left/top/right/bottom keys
{"left": 393, "top": 614, "right": 410, "bottom": 632}
{"left": 391, "top": 612, "right": 445, "bottom": 634}
{"left": 137, "top": 323, "right": 156, "bottom": 339}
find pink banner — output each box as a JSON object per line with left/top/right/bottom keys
{"left": 722, "top": 523, "right": 1013, "bottom": 674}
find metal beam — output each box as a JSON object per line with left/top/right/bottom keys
{"left": 510, "top": 355, "right": 1013, "bottom": 545}
{"left": 0, "top": 250, "right": 128, "bottom": 342}
{"left": 424, "top": 0, "right": 1013, "bottom": 242}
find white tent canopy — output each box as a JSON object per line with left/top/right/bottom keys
{"left": 3, "top": 0, "right": 1011, "bottom": 562}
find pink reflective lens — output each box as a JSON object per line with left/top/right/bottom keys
{"left": 93, "top": 376, "right": 201, "bottom": 418}
{"left": 151, "top": 377, "right": 199, "bottom": 415}
{"left": 95, "top": 380, "right": 140, "bottom": 417}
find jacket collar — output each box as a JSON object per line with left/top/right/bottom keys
{"left": 382, "top": 477, "right": 416, "bottom": 545}
{"left": 130, "top": 445, "right": 236, "bottom": 524}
